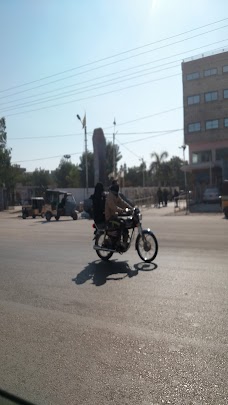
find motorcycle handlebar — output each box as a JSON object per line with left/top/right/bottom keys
{"left": 118, "top": 207, "right": 140, "bottom": 216}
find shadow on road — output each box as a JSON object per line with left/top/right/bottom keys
{"left": 72, "top": 260, "right": 157, "bottom": 286}
{"left": 40, "top": 218, "right": 76, "bottom": 224}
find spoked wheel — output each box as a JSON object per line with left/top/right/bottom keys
{"left": 136, "top": 230, "right": 158, "bottom": 263}
{"left": 95, "top": 233, "right": 114, "bottom": 261}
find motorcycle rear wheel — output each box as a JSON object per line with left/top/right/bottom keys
{"left": 95, "top": 233, "right": 114, "bottom": 261}
{"left": 136, "top": 230, "right": 158, "bottom": 263}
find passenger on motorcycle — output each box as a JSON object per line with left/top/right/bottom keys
{"left": 105, "top": 181, "right": 133, "bottom": 249}
{"left": 90, "top": 182, "right": 106, "bottom": 228}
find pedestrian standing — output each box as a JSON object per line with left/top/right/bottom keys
{"left": 173, "top": 189, "right": 179, "bottom": 208}
{"left": 163, "top": 188, "right": 168, "bottom": 207}
{"left": 157, "top": 187, "right": 163, "bottom": 208}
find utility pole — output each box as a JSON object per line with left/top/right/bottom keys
{"left": 77, "top": 113, "right": 88, "bottom": 197}
{"left": 139, "top": 158, "right": 145, "bottom": 187}
{"left": 113, "top": 118, "right": 116, "bottom": 179}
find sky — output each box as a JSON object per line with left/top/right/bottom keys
{"left": 0, "top": 0, "right": 228, "bottom": 173}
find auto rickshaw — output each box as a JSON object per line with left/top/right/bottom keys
{"left": 22, "top": 197, "right": 45, "bottom": 219}
{"left": 43, "top": 189, "right": 78, "bottom": 221}
{"left": 221, "top": 180, "right": 228, "bottom": 219}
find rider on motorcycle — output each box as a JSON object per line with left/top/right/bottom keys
{"left": 105, "top": 181, "right": 133, "bottom": 249}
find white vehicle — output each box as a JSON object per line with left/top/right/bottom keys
{"left": 202, "top": 187, "right": 220, "bottom": 203}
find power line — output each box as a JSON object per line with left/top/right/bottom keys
{"left": 1, "top": 17, "right": 227, "bottom": 94}
{"left": 3, "top": 41, "right": 228, "bottom": 111}
{"left": 9, "top": 132, "right": 83, "bottom": 140}
{"left": 11, "top": 128, "right": 183, "bottom": 163}
{"left": 1, "top": 39, "right": 227, "bottom": 103}
{"left": 12, "top": 152, "right": 82, "bottom": 164}
{"left": 4, "top": 73, "right": 181, "bottom": 117}
{"left": 103, "top": 107, "right": 182, "bottom": 130}
{"left": 0, "top": 62, "right": 181, "bottom": 108}
{"left": 115, "top": 130, "right": 184, "bottom": 161}
{"left": 117, "top": 129, "right": 182, "bottom": 145}
{"left": 8, "top": 106, "right": 183, "bottom": 150}
{"left": 0, "top": 65, "right": 180, "bottom": 112}
{"left": 0, "top": 61, "right": 181, "bottom": 106}
{"left": 9, "top": 128, "right": 183, "bottom": 141}
{"left": 1, "top": 40, "right": 227, "bottom": 115}
{"left": 109, "top": 129, "right": 183, "bottom": 135}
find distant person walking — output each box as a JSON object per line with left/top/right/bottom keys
{"left": 173, "top": 189, "right": 179, "bottom": 208}
{"left": 162, "top": 188, "right": 168, "bottom": 207}
{"left": 157, "top": 187, "right": 163, "bottom": 208}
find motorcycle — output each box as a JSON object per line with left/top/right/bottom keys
{"left": 93, "top": 207, "right": 158, "bottom": 262}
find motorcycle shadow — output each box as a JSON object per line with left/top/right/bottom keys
{"left": 73, "top": 260, "right": 157, "bottom": 287}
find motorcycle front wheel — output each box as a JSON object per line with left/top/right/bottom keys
{"left": 95, "top": 233, "right": 114, "bottom": 261}
{"left": 136, "top": 230, "right": 158, "bottom": 263}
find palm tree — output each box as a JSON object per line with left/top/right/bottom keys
{"left": 150, "top": 151, "right": 169, "bottom": 186}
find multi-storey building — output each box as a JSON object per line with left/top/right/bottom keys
{"left": 182, "top": 49, "right": 228, "bottom": 194}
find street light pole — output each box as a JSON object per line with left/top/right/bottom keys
{"left": 77, "top": 114, "right": 88, "bottom": 197}
{"left": 139, "top": 158, "right": 145, "bottom": 187}
{"left": 179, "top": 144, "right": 187, "bottom": 188}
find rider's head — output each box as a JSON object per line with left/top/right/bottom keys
{"left": 94, "top": 182, "right": 104, "bottom": 195}
{"left": 109, "top": 181, "right": 119, "bottom": 196}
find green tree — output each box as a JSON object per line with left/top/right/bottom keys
{"left": 53, "top": 158, "right": 81, "bottom": 188}
{"left": 5, "top": 165, "right": 24, "bottom": 204}
{"left": 79, "top": 151, "right": 94, "bottom": 188}
{"left": 167, "top": 156, "right": 186, "bottom": 188}
{"left": 0, "top": 117, "right": 7, "bottom": 148}
{"left": 30, "top": 168, "right": 52, "bottom": 195}
{"left": 106, "top": 141, "right": 122, "bottom": 180}
{"left": 0, "top": 117, "right": 20, "bottom": 204}
{"left": 150, "top": 151, "right": 169, "bottom": 186}
{"left": 124, "top": 166, "right": 142, "bottom": 187}
{"left": 66, "top": 165, "right": 80, "bottom": 187}
{"left": 0, "top": 117, "right": 11, "bottom": 187}
{"left": 20, "top": 171, "right": 33, "bottom": 186}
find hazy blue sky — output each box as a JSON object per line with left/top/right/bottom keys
{"left": 0, "top": 0, "right": 227, "bottom": 172}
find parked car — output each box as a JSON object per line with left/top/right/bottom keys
{"left": 202, "top": 187, "right": 220, "bottom": 203}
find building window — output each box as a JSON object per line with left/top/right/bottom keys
{"left": 186, "top": 72, "right": 200, "bottom": 81}
{"left": 188, "top": 122, "right": 201, "bottom": 132}
{"left": 206, "top": 119, "right": 219, "bottom": 130}
{"left": 192, "top": 150, "right": 212, "bottom": 164}
{"left": 224, "top": 89, "right": 228, "bottom": 98}
{"left": 216, "top": 148, "right": 228, "bottom": 160}
{"left": 205, "top": 91, "right": 218, "bottom": 102}
{"left": 204, "top": 68, "right": 217, "bottom": 77}
{"left": 223, "top": 65, "right": 228, "bottom": 73}
{"left": 224, "top": 118, "right": 228, "bottom": 127}
{"left": 187, "top": 95, "right": 200, "bottom": 105}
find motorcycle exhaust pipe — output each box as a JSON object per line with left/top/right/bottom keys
{"left": 93, "top": 245, "right": 116, "bottom": 252}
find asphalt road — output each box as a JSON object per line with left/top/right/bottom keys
{"left": 0, "top": 207, "right": 227, "bottom": 405}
